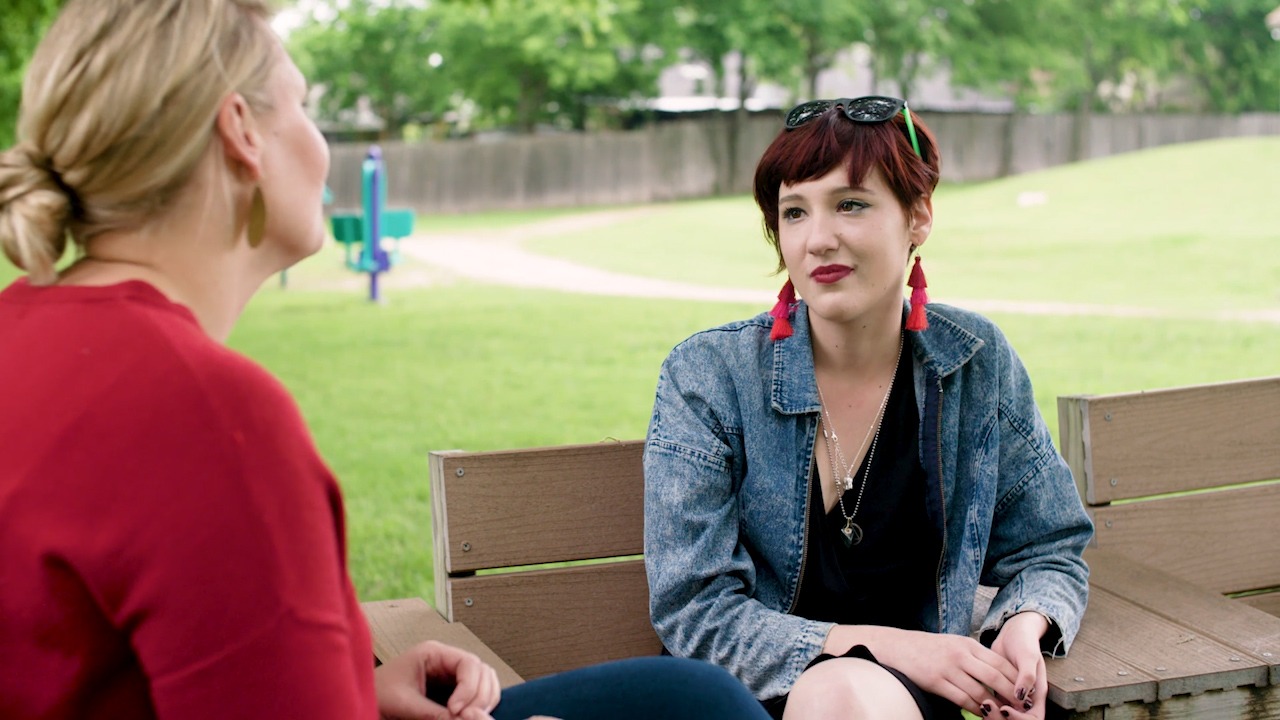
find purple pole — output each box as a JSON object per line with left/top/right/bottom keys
{"left": 368, "top": 145, "right": 382, "bottom": 303}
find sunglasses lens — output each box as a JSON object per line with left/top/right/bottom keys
{"left": 781, "top": 96, "right": 920, "bottom": 157}
{"left": 844, "top": 96, "right": 904, "bottom": 123}
{"left": 785, "top": 100, "right": 834, "bottom": 128}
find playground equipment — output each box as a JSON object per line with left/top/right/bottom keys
{"left": 330, "top": 146, "right": 415, "bottom": 302}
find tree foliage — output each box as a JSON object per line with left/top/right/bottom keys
{"left": 859, "top": 0, "right": 951, "bottom": 102}
{"left": 4, "top": 0, "right": 1278, "bottom": 144}
{"left": 288, "top": 0, "right": 452, "bottom": 139}
{"left": 945, "top": 0, "right": 1062, "bottom": 111}
{"left": 1175, "top": 0, "right": 1280, "bottom": 112}
{"left": 0, "top": 0, "right": 61, "bottom": 148}
{"left": 664, "top": 0, "right": 790, "bottom": 102}
{"left": 430, "top": 0, "right": 668, "bottom": 133}
{"left": 290, "top": 0, "right": 671, "bottom": 136}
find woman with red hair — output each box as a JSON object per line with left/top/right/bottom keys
{"left": 644, "top": 98, "right": 1093, "bottom": 720}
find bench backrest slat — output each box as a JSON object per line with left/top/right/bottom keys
{"left": 1091, "top": 484, "right": 1280, "bottom": 595}
{"left": 1057, "top": 376, "right": 1280, "bottom": 504}
{"left": 1058, "top": 375, "right": 1280, "bottom": 607}
{"left": 440, "top": 559, "right": 661, "bottom": 680}
{"left": 430, "top": 442, "right": 645, "bottom": 575}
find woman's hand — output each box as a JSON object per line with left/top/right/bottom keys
{"left": 848, "top": 627, "right": 1021, "bottom": 717}
{"left": 374, "top": 640, "right": 501, "bottom": 720}
{"left": 989, "top": 612, "right": 1049, "bottom": 719}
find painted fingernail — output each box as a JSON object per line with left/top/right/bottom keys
{"left": 980, "top": 702, "right": 991, "bottom": 716}
{"left": 1024, "top": 700, "right": 1034, "bottom": 711}
{"left": 1016, "top": 687, "right": 1027, "bottom": 701}
{"left": 1000, "top": 710, "right": 1010, "bottom": 718}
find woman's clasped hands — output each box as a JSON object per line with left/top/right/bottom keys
{"left": 374, "top": 641, "right": 563, "bottom": 720}
{"left": 848, "top": 610, "right": 1048, "bottom": 720}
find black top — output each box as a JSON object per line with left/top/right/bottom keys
{"left": 793, "top": 335, "right": 942, "bottom": 629}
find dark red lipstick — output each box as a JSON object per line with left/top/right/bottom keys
{"left": 810, "top": 265, "right": 852, "bottom": 284}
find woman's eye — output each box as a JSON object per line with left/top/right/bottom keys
{"left": 781, "top": 207, "right": 804, "bottom": 221}
{"left": 838, "top": 199, "right": 866, "bottom": 213}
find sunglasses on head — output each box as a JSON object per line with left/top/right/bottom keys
{"left": 783, "top": 95, "right": 921, "bottom": 158}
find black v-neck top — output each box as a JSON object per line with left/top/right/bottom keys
{"left": 793, "top": 335, "right": 942, "bottom": 629}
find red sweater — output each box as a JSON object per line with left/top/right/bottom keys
{"left": 0, "top": 279, "right": 377, "bottom": 719}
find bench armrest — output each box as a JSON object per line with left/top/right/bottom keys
{"left": 361, "top": 597, "right": 525, "bottom": 688}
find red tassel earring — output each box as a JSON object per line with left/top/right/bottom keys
{"left": 906, "top": 256, "right": 929, "bottom": 331}
{"left": 769, "top": 280, "right": 796, "bottom": 341}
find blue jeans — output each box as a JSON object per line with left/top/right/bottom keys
{"left": 491, "top": 656, "right": 771, "bottom": 720}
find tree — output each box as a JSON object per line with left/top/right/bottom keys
{"left": 774, "top": 0, "right": 868, "bottom": 100}
{"left": 1043, "top": 0, "right": 1182, "bottom": 157}
{"left": 1175, "top": 0, "right": 1280, "bottom": 112}
{"left": 945, "top": 0, "right": 1059, "bottom": 110}
{"left": 860, "top": 0, "right": 953, "bottom": 101}
{"left": 283, "top": 0, "right": 1279, "bottom": 144}
{"left": 946, "top": 0, "right": 1185, "bottom": 160}
{"left": 431, "top": 0, "right": 667, "bottom": 134}
{"left": 662, "top": 0, "right": 831, "bottom": 192}
{"left": 288, "top": 0, "right": 451, "bottom": 139}
{"left": 0, "top": 0, "right": 62, "bottom": 148}
{"left": 662, "top": 0, "right": 796, "bottom": 102}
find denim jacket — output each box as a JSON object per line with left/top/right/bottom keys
{"left": 643, "top": 301, "right": 1093, "bottom": 700}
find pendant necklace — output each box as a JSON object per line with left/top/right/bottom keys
{"left": 816, "top": 335, "right": 903, "bottom": 547}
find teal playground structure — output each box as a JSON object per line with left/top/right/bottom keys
{"left": 330, "top": 146, "right": 415, "bottom": 301}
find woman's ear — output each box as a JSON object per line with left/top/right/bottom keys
{"left": 908, "top": 195, "right": 933, "bottom": 249}
{"left": 214, "top": 92, "right": 264, "bottom": 183}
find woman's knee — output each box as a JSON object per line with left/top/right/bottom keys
{"left": 603, "top": 657, "right": 765, "bottom": 715}
{"left": 493, "top": 656, "right": 768, "bottom": 720}
{"left": 783, "top": 659, "right": 922, "bottom": 720}
{"left": 626, "top": 656, "right": 744, "bottom": 690}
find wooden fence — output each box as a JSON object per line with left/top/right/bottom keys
{"left": 326, "top": 111, "right": 1280, "bottom": 215}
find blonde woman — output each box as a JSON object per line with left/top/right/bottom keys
{"left": 0, "top": 2, "right": 769, "bottom": 719}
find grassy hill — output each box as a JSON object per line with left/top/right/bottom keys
{"left": 529, "top": 136, "right": 1280, "bottom": 316}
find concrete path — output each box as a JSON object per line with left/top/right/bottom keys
{"left": 397, "top": 209, "right": 772, "bottom": 304}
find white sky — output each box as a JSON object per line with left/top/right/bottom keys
{"left": 271, "top": 0, "right": 429, "bottom": 37}
{"left": 272, "top": 0, "right": 332, "bottom": 37}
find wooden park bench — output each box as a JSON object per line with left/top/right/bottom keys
{"left": 367, "top": 376, "right": 1280, "bottom": 719}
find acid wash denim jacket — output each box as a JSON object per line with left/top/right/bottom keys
{"left": 643, "top": 301, "right": 1093, "bottom": 700}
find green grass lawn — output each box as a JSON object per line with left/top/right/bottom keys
{"left": 5, "top": 136, "right": 1278, "bottom": 605}
{"left": 229, "top": 285, "right": 757, "bottom": 601}
{"left": 231, "top": 286, "right": 1280, "bottom": 601}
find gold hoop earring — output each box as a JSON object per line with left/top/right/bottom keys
{"left": 247, "top": 187, "right": 266, "bottom": 248}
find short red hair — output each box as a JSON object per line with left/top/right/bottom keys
{"left": 753, "top": 106, "right": 941, "bottom": 271}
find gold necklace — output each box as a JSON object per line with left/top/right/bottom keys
{"left": 816, "top": 336, "right": 903, "bottom": 547}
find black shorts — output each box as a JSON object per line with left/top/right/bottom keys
{"left": 760, "top": 645, "right": 960, "bottom": 720}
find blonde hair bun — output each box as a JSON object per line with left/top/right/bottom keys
{"left": 0, "top": 144, "right": 73, "bottom": 285}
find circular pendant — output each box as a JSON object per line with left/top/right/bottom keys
{"left": 840, "top": 521, "right": 863, "bottom": 548}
